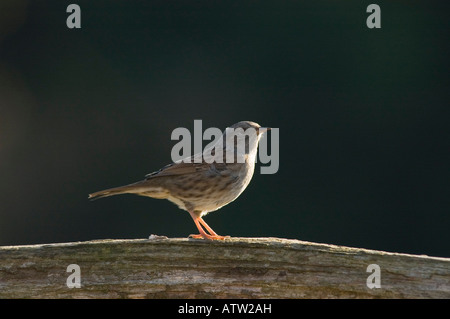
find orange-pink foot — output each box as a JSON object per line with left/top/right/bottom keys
{"left": 189, "top": 233, "right": 230, "bottom": 240}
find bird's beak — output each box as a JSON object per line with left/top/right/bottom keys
{"left": 258, "top": 127, "right": 271, "bottom": 135}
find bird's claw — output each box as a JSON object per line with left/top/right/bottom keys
{"left": 189, "top": 234, "right": 230, "bottom": 240}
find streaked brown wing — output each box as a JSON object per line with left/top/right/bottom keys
{"left": 145, "top": 159, "right": 228, "bottom": 179}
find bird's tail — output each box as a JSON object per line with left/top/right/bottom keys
{"left": 88, "top": 180, "right": 158, "bottom": 201}
{"left": 88, "top": 185, "right": 133, "bottom": 200}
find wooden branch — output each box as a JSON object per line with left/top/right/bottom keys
{"left": 0, "top": 237, "right": 448, "bottom": 298}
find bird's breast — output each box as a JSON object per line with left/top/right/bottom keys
{"left": 165, "top": 161, "right": 255, "bottom": 215}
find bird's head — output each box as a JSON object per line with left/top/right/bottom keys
{"left": 222, "top": 121, "right": 271, "bottom": 155}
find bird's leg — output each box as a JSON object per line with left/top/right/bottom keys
{"left": 188, "top": 211, "right": 229, "bottom": 240}
{"left": 189, "top": 216, "right": 211, "bottom": 239}
{"left": 198, "top": 217, "right": 221, "bottom": 237}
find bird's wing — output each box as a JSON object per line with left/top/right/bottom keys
{"left": 145, "top": 159, "right": 228, "bottom": 179}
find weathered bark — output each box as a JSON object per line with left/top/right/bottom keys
{"left": 0, "top": 237, "right": 448, "bottom": 298}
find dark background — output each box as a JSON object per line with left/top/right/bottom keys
{"left": 1, "top": 1, "right": 449, "bottom": 257}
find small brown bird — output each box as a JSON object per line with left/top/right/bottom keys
{"left": 89, "top": 121, "right": 270, "bottom": 240}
